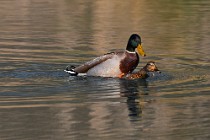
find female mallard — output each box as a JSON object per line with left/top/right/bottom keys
{"left": 125, "top": 61, "right": 160, "bottom": 79}
{"left": 65, "top": 34, "right": 146, "bottom": 78}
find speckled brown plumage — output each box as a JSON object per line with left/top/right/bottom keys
{"left": 125, "top": 61, "right": 160, "bottom": 79}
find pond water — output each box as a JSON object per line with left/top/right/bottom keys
{"left": 1, "top": 0, "right": 210, "bottom": 140}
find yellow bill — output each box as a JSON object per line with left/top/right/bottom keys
{"left": 137, "top": 44, "right": 146, "bottom": 56}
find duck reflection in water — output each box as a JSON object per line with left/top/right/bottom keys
{"left": 120, "top": 61, "right": 160, "bottom": 119}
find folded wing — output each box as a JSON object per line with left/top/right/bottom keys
{"left": 74, "top": 52, "right": 115, "bottom": 73}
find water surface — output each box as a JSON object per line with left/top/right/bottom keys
{"left": 0, "top": 0, "right": 210, "bottom": 140}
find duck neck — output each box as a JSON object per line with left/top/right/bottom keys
{"left": 126, "top": 44, "right": 135, "bottom": 52}
{"left": 137, "top": 67, "right": 148, "bottom": 76}
{"left": 126, "top": 50, "right": 136, "bottom": 54}
{"left": 138, "top": 67, "right": 147, "bottom": 74}
{"left": 142, "top": 65, "right": 150, "bottom": 72}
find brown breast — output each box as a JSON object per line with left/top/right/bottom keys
{"left": 119, "top": 51, "right": 139, "bottom": 74}
{"left": 126, "top": 70, "right": 147, "bottom": 79}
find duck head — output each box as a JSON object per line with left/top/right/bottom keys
{"left": 126, "top": 34, "right": 146, "bottom": 56}
{"left": 144, "top": 61, "right": 160, "bottom": 73}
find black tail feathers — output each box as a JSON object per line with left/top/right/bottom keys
{"left": 64, "top": 65, "right": 78, "bottom": 76}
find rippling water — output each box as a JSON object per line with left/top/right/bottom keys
{"left": 1, "top": 0, "right": 210, "bottom": 140}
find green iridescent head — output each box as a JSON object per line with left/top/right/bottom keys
{"left": 126, "top": 34, "right": 146, "bottom": 56}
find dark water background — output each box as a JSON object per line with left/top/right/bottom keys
{"left": 0, "top": 0, "right": 210, "bottom": 140}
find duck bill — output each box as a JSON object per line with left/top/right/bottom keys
{"left": 155, "top": 68, "right": 161, "bottom": 73}
{"left": 137, "top": 44, "right": 146, "bottom": 57}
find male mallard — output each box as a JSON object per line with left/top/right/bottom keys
{"left": 65, "top": 34, "right": 146, "bottom": 78}
{"left": 125, "top": 61, "right": 160, "bottom": 79}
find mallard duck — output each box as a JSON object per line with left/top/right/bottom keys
{"left": 65, "top": 34, "right": 146, "bottom": 78}
{"left": 125, "top": 61, "right": 160, "bottom": 79}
